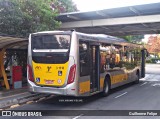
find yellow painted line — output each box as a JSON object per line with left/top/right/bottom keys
{"left": 10, "top": 104, "right": 20, "bottom": 108}
{"left": 26, "top": 101, "right": 34, "bottom": 104}
{"left": 47, "top": 95, "right": 54, "bottom": 99}
{"left": 37, "top": 97, "right": 46, "bottom": 101}
{"left": 0, "top": 92, "right": 28, "bottom": 100}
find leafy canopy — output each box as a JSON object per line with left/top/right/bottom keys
{"left": 0, "top": 0, "right": 77, "bottom": 37}
{"left": 120, "top": 35, "right": 144, "bottom": 43}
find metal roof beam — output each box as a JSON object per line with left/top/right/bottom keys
{"left": 96, "top": 11, "right": 110, "bottom": 17}
{"left": 129, "top": 7, "right": 141, "bottom": 15}
{"left": 141, "top": 23, "right": 158, "bottom": 33}
{"left": 106, "top": 28, "right": 159, "bottom": 34}
{"left": 67, "top": 15, "right": 80, "bottom": 20}
{"left": 141, "top": 23, "right": 148, "bottom": 27}
{"left": 60, "top": 14, "right": 160, "bottom": 28}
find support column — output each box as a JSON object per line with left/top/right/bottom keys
{"left": 0, "top": 49, "right": 10, "bottom": 90}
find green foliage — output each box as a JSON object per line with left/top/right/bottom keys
{"left": 53, "top": 0, "right": 78, "bottom": 13}
{"left": 60, "top": 0, "right": 78, "bottom": 12}
{"left": 146, "top": 58, "right": 160, "bottom": 63}
{"left": 0, "top": 0, "right": 60, "bottom": 37}
{"left": 146, "top": 59, "right": 152, "bottom": 63}
{"left": 120, "top": 36, "right": 132, "bottom": 42}
{"left": 120, "top": 61, "right": 137, "bottom": 70}
{"left": 151, "top": 58, "right": 160, "bottom": 63}
{"left": 0, "top": 0, "right": 77, "bottom": 37}
{"left": 120, "top": 35, "right": 144, "bottom": 43}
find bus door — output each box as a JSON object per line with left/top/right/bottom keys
{"left": 90, "top": 44, "right": 100, "bottom": 93}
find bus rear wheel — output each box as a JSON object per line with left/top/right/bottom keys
{"left": 135, "top": 72, "right": 140, "bottom": 84}
{"left": 102, "top": 77, "right": 110, "bottom": 96}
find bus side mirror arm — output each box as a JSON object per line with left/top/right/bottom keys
{"left": 142, "top": 48, "right": 149, "bottom": 57}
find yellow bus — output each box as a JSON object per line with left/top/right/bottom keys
{"left": 27, "top": 30, "right": 146, "bottom": 96}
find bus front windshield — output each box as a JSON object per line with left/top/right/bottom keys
{"left": 31, "top": 34, "right": 71, "bottom": 64}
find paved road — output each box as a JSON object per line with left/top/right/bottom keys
{"left": 145, "top": 64, "right": 160, "bottom": 74}
{"left": 3, "top": 64, "right": 160, "bottom": 119}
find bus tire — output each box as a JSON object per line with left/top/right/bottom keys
{"left": 102, "top": 77, "right": 110, "bottom": 96}
{"left": 135, "top": 71, "right": 140, "bottom": 84}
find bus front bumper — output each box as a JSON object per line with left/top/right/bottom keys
{"left": 28, "top": 80, "right": 77, "bottom": 96}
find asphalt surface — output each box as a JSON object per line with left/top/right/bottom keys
{"left": 2, "top": 64, "right": 160, "bottom": 119}
{"left": 145, "top": 64, "right": 160, "bottom": 74}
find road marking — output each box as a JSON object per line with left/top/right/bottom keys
{"left": 46, "top": 95, "right": 54, "bottom": 100}
{"left": 38, "top": 97, "right": 46, "bottom": 101}
{"left": 0, "top": 92, "right": 28, "bottom": 100}
{"left": 72, "top": 114, "right": 84, "bottom": 119}
{"left": 35, "top": 97, "right": 46, "bottom": 102}
{"left": 152, "top": 83, "right": 160, "bottom": 87}
{"left": 140, "top": 82, "right": 147, "bottom": 86}
{"left": 26, "top": 101, "right": 34, "bottom": 104}
{"left": 10, "top": 104, "right": 20, "bottom": 108}
{"left": 115, "top": 92, "right": 127, "bottom": 99}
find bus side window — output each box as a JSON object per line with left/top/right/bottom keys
{"left": 110, "top": 53, "right": 116, "bottom": 68}
{"left": 79, "top": 41, "right": 90, "bottom": 76}
{"left": 110, "top": 45, "right": 123, "bottom": 68}
{"left": 123, "top": 47, "right": 138, "bottom": 70}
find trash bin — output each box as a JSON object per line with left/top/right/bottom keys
{"left": 12, "top": 66, "right": 22, "bottom": 89}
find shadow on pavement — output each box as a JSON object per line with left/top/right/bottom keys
{"left": 37, "top": 81, "right": 142, "bottom": 107}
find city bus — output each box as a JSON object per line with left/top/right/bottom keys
{"left": 27, "top": 30, "right": 146, "bottom": 96}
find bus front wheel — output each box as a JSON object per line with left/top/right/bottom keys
{"left": 135, "top": 72, "right": 140, "bottom": 84}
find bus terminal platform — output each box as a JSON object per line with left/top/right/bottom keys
{"left": 0, "top": 86, "right": 50, "bottom": 109}
{"left": 0, "top": 35, "right": 51, "bottom": 109}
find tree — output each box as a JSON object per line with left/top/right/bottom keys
{"left": 120, "top": 36, "right": 132, "bottom": 42}
{"left": 120, "top": 35, "right": 144, "bottom": 43}
{"left": 0, "top": 0, "right": 77, "bottom": 37}
{"left": 146, "top": 35, "right": 160, "bottom": 55}
{"left": 51, "top": 0, "right": 78, "bottom": 13}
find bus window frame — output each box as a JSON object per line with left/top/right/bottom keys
{"left": 79, "top": 40, "right": 90, "bottom": 77}
{"left": 31, "top": 33, "right": 72, "bottom": 64}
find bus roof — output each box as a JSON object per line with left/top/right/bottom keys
{"left": 75, "top": 31, "right": 142, "bottom": 48}
{"left": 31, "top": 30, "right": 72, "bottom": 35}
{"left": 31, "top": 30, "right": 143, "bottom": 48}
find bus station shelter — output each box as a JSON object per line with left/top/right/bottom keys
{"left": 57, "top": 3, "right": 160, "bottom": 36}
{"left": 0, "top": 35, "right": 28, "bottom": 90}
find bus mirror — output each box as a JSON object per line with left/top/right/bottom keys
{"left": 143, "top": 49, "right": 149, "bottom": 57}
{"left": 82, "top": 43, "right": 87, "bottom": 50}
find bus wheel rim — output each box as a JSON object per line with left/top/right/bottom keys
{"left": 105, "top": 83, "right": 109, "bottom": 93}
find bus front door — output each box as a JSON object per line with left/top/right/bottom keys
{"left": 90, "top": 45, "right": 100, "bottom": 93}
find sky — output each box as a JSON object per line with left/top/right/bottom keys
{"left": 142, "top": 34, "right": 157, "bottom": 43}
{"left": 142, "top": 35, "right": 151, "bottom": 43}
{"left": 72, "top": 0, "right": 160, "bottom": 12}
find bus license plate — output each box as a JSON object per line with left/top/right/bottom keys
{"left": 45, "top": 80, "right": 54, "bottom": 84}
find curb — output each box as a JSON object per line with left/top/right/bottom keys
{"left": 0, "top": 93, "right": 51, "bottom": 110}
{"left": 0, "top": 88, "right": 28, "bottom": 97}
